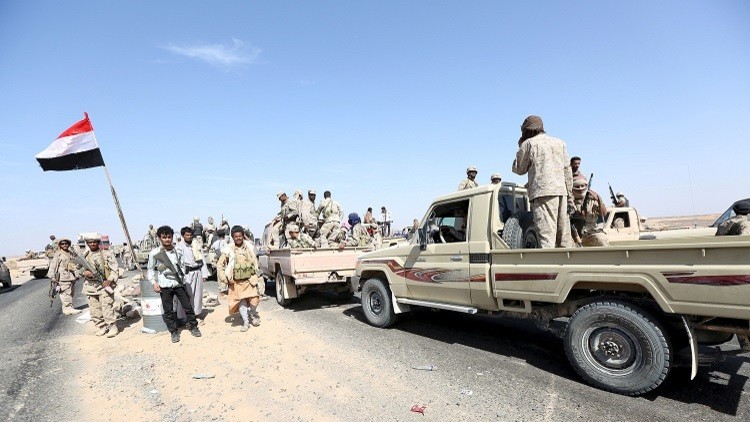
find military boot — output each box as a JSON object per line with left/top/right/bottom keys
{"left": 105, "top": 325, "right": 119, "bottom": 338}
{"left": 95, "top": 325, "right": 108, "bottom": 336}
{"left": 250, "top": 315, "right": 261, "bottom": 327}
{"left": 62, "top": 307, "right": 82, "bottom": 315}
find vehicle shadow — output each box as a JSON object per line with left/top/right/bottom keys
{"left": 0, "top": 285, "right": 21, "bottom": 295}
{"left": 273, "top": 289, "right": 357, "bottom": 312}
{"left": 342, "top": 304, "right": 578, "bottom": 381}
{"left": 641, "top": 351, "right": 750, "bottom": 415}
{"left": 343, "top": 304, "right": 750, "bottom": 415}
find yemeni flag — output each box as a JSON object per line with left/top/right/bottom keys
{"left": 35, "top": 112, "right": 105, "bottom": 171}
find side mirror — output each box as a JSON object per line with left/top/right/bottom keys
{"left": 419, "top": 226, "right": 427, "bottom": 251}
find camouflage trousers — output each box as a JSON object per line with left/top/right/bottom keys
{"left": 582, "top": 231, "right": 609, "bottom": 247}
{"left": 58, "top": 280, "right": 77, "bottom": 309}
{"left": 84, "top": 283, "right": 116, "bottom": 328}
{"left": 318, "top": 221, "right": 340, "bottom": 247}
{"left": 531, "top": 195, "right": 573, "bottom": 249}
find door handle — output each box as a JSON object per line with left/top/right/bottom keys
{"left": 450, "top": 256, "right": 463, "bottom": 262}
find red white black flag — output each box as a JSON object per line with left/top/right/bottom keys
{"left": 35, "top": 112, "right": 105, "bottom": 171}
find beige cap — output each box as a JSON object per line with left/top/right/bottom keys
{"left": 84, "top": 233, "right": 102, "bottom": 241}
{"left": 277, "top": 191, "right": 286, "bottom": 199}
{"left": 308, "top": 189, "right": 316, "bottom": 195}
{"left": 288, "top": 224, "right": 300, "bottom": 232}
{"left": 491, "top": 173, "right": 501, "bottom": 180}
{"left": 466, "top": 166, "right": 478, "bottom": 174}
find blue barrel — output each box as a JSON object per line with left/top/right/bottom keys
{"left": 140, "top": 279, "right": 168, "bottom": 333}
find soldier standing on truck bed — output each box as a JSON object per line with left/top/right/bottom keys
{"left": 716, "top": 199, "right": 750, "bottom": 236}
{"left": 317, "top": 190, "right": 344, "bottom": 247}
{"left": 512, "top": 115, "right": 574, "bottom": 248}
{"left": 458, "top": 166, "right": 479, "bottom": 190}
{"left": 300, "top": 190, "right": 319, "bottom": 237}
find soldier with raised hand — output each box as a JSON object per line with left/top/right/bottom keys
{"left": 317, "top": 190, "right": 343, "bottom": 247}
{"left": 82, "top": 234, "right": 120, "bottom": 337}
{"left": 512, "top": 115, "right": 574, "bottom": 248}
{"left": 716, "top": 199, "right": 750, "bottom": 236}
{"left": 217, "top": 225, "right": 262, "bottom": 332}
{"left": 48, "top": 238, "right": 82, "bottom": 315}
{"left": 287, "top": 224, "right": 316, "bottom": 248}
{"left": 458, "top": 166, "right": 479, "bottom": 190}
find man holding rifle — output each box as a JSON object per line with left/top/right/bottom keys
{"left": 48, "top": 238, "right": 82, "bottom": 315}
{"left": 147, "top": 225, "right": 202, "bottom": 343}
{"left": 81, "top": 234, "right": 120, "bottom": 337}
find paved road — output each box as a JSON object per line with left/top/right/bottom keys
{"left": 2, "top": 275, "right": 749, "bottom": 420}
{"left": 0, "top": 277, "right": 86, "bottom": 421}
{"left": 269, "top": 288, "right": 750, "bottom": 421}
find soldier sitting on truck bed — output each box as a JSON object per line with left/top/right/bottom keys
{"left": 287, "top": 224, "right": 316, "bottom": 248}
{"left": 344, "top": 213, "right": 378, "bottom": 248}
{"left": 570, "top": 178, "right": 609, "bottom": 247}
{"left": 716, "top": 199, "right": 750, "bottom": 236}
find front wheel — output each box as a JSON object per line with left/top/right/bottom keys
{"left": 564, "top": 300, "right": 671, "bottom": 396}
{"left": 275, "top": 272, "right": 292, "bottom": 307}
{"left": 361, "top": 278, "right": 398, "bottom": 328}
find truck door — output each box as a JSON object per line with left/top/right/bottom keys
{"left": 404, "top": 199, "right": 471, "bottom": 305}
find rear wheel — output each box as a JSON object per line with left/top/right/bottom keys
{"left": 275, "top": 272, "right": 292, "bottom": 307}
{"left": 564, "top": 300, "right": 671, "bottom": 395}
{"left": 361, "top": 278, "right": 398, "bottom": 328}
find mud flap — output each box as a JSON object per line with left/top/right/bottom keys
{"left": 681, "top": 316, "right": 698, "bottom": 380}
{"left": 392, "top": 292, "right": 410, "bottom": 314}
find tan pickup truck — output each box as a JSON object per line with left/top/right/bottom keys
{"left": 353, "top": 184, "right": 750, "bottom": 395}
{"left": 257, "top": 225, "right": 374, "bottom": 306}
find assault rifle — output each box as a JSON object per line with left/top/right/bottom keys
{"left": 570, "top": 173, "right": 594, "bottom": 241}
{"left": 153, "top": 249, "right": 184, "bottom": 284}
{"left": 48, "top": 279, "right": 59, "bottom": 307}
{"left": 609, "top": 184, "right": 617, "bottom": 206}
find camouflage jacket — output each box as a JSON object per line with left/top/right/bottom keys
{"left": 457, "top": 178, "right": 478, "bottom": 191}
{"left": 48, "top": 250, "right": 80, "bottom": 282}
{"left": 289, "top": 232, "right": 316, "bottom": 248}
{"left": 83, "top": 249, "right": 118, "bottom": 284}
{"left": 716, "top": 215, "right": 750, "bottom": 236}
{"left": 512, "top": 133, "right": 572, "bottom": 201}
{"left": 317, "top": 198, "right": 343, "bottom": 223}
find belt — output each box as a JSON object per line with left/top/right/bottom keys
{"left": 186, "top": 265, "right": 203, "bottom": 272}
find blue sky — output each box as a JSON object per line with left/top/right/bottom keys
{"left": 0, "top": 1, "right": 748, "bottom": 256}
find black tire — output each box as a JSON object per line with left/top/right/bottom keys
{"left": 564, "top": 300, "right": 671, "bottom": 396}
{"left": 502, "top": 211, "right": 535, "bottom": 249}
{"left": 361, "top": 278, "right": 398, "bottom": 328}
{"left": 275, "top": 272, "right": 292, "bottom": 307}
{"left": 523, "top": 225, "right": 539, "bottom": 249}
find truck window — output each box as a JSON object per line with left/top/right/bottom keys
{"left": 427, "top": 199, "right": 470, "bottom": 243}
{"left": 498, "top": 192, "right": 529, "bottom": 223}
{"left": 611, "top": 211, "right": 631, "bottom": 229}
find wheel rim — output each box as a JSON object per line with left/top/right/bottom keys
{"left": 581, "top": 324, "right": 641, "bottom": 374}
{"left": 368, "top": 290, "right": 383, "bottom": 316}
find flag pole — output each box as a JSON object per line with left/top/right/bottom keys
{"left": 102, "top": 164, "right": 146, "bottom": 280}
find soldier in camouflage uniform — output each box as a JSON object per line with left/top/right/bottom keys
{"left": 344, "top": 213, "right": 375, "bottom": 247}
{"left": 300, "top": 190, "right": 319, "bottom": 236}
{"left": 458, "top": 166, "right": 479, "bottom": 190}
{"left": 716, "top": 199, "right": 750, "bottom": 236}
{"left": 272, "top": 191, "right": 300, "bottom": 246}
{"left": 45, "top": 235, "right": 59, "bottom": 259}
{"left": 490, "top": 173, "right": 502, "bottom": 185}
{"left": 317, "top": 190, "right": 344, "bottom": 247}
{"left": 512, "top": 115, "right": 574, "bottom": 249}
{"left": 287, "top": 224, "right": 316, "bottom": 248}
{"left": 570, "top": 179, "right": 609, "bottom": 247}
{"left": 48, "top": 238, "right": 82, "bottom": 315}
{"left": 121, "top": 242, "right": 135, "bottom": 270}
{"left": 82, "top": 234, "right": 120, "bottom": 337}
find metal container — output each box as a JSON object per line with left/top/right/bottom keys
{"left": 140, "top": 279, "right": 168, "bottom": 333}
